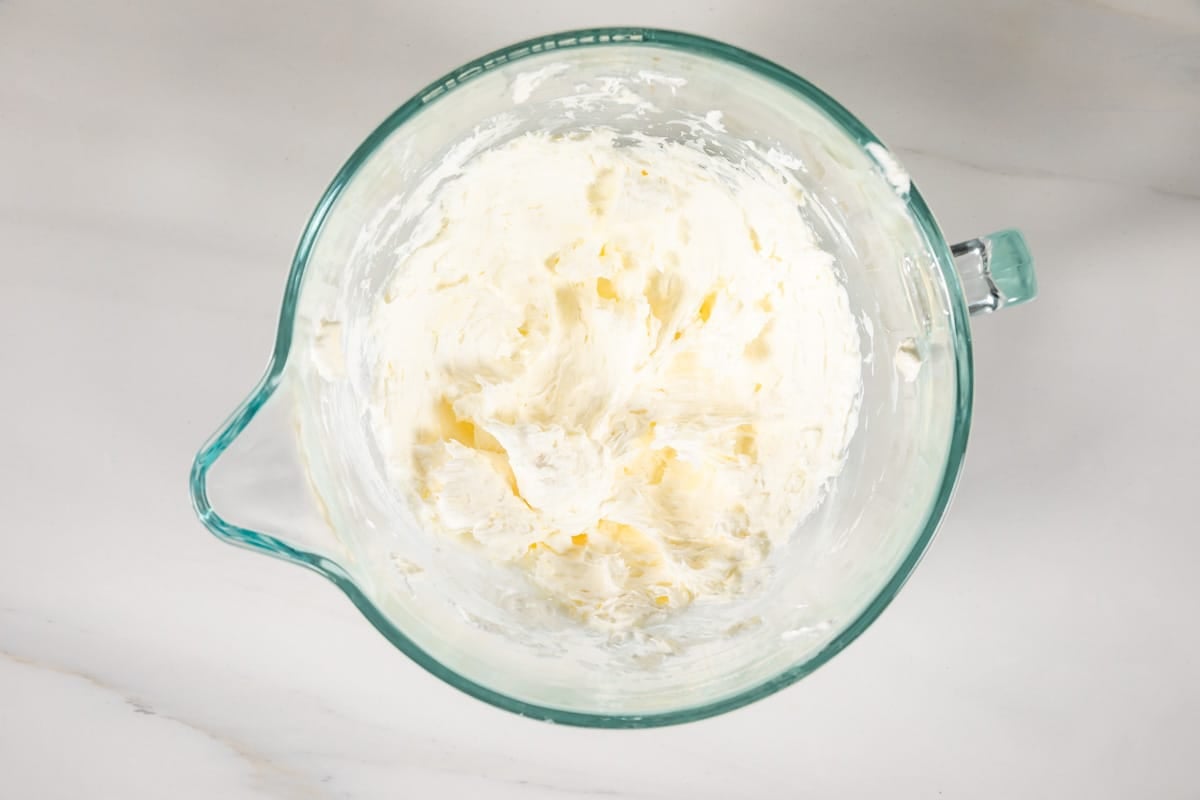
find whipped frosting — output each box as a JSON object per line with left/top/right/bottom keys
{"left": 367, "top": 130, "right": 861, "bottom": 630}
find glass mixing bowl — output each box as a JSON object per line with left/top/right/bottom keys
{"left": 190, "top": 28, "right": 1036, "bottom": 727}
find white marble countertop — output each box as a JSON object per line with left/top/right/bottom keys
{"left": 3, "top": 0, "right": 1198, "bottom": 796}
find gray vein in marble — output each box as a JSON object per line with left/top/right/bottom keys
{"left": 0, "top": 648, "right": 330, "bottom": 799}
{"left": 1071, "top": 0, "right": 1200, "bottom": 30}
{"left": 895, "top": 144, "right": 1200, "bottom": 203}
{"left": 1, "top": 621, "right": 662, "bottom": 800}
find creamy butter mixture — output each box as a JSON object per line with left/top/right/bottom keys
{"left": 368, "top": 130, "right": 861, "bottom": 630}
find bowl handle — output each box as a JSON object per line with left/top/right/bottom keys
{"left": 950, "top": 229, "right": 1037, "bottom": 315}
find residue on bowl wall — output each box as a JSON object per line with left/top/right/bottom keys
{"left": 511, "top": 63, "right": 570, "bottom": 103}
{"left": 865, "top": 141, "right": 910, "bottom": 197}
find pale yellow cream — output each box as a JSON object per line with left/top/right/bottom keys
{"left": 368, "top": 130, "right": 861, "bottom": 630}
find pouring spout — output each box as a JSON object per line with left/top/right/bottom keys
{"left": 190, "top": 368, "right": 344, "bottom": 567}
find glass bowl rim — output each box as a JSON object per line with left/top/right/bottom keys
{"left": 190, "top": 26, "right": 974, "bottom": 728}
